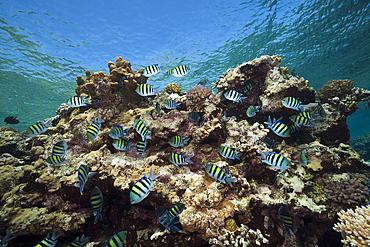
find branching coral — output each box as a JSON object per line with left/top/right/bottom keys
{"left": 333, "top": 205, "right": 370, "bottom": 246}
{"left": 324, "top": 179, "right": 368, "bottom": 204}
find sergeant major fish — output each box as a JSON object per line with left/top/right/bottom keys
{"left": 66, "top": 96, "right": 91, "bottom": 108}
{"left": 257, "top": 150, "right": 291, "bottom": 170}
{"left": 87, "top": 115, "right": 103, "bottom": 142}
{"left": 167, "top": 203, "right": 185, "bottom": 219}
{"left": 168, "top": 152, "right": 193, "bottom": 166}
{"left": 109, "top": 125, "right": 130, "bottom": 139}
{"left": 282, "top": 97, "right": 308, "bottom": 111}
{"left": 264, "top": 116, "right": 291, "bottom": 138}
{"left": 278, "top": 206, "right": 294, "bottom": 239}
{"left": 25, "top": 121, "right": 53, "bottom": 137}
{"left": 130, "top": 166, "right": 159, "bottom": 204}
{"left": 289, "top": 115, "right": 314, "bottom": 127}
{"left": 142, "top": 64, "right": 161, "bottom": 77}
{"left": 136, "top": 139, "right": 147, "bottom": 159}
{"left": 112, "top": 139, "right": 132, "bottom": 151}
{"left": 155, "top": 207, "right": 182, "bottom": 233}
{"left": 298, "top": 111, "right": 314, "bottom": 120}
{"left": 246, "top": 105, "right": 260, "bottom": 117}
{"left": 34, "top": 230, "right": 61, "bottom": 247}
{"left": 133, "top": 119, "right": 151, "bottom": 141}
{"left": 289, "top": 123, "right": 301, "bottom": 134}
{"left": 224, "top": 89, "right": 246, "bottom": 103}
{"left": 168, "top": 135, "right": 190, "bottom": 147}
{"left": 66, "top": 235, "right": 89, "bottom": 247}
{"left": 51, "top": 140, "right": 67, "bottom": 157}
{"left": 168, "top": 65, "right": 189, "bottom": 77}
{"left": 90, "top": 186, "right": 103, "bottom": 224}
{"left": 75, "top": 164, "right": 97, "bottom": 195}
{"left": 164, "top": 99, "right": 181, "bottom": 109}
{"left": 217, "top": 146, "right": 240, "bottom": 160}
{"left": 204, "top": 164, "right": 237, "bottom": 187}
{"left": 316, "top": 100, "right": 327, "bottom": 117}
{"left": 135, "top": 84, "right": 155, "bottom": 97}
{"left": 46, "top": 155, "right": 66, "bottom": 165}
{"left": 103, "top": 231, "right": 127, "bottom": 247}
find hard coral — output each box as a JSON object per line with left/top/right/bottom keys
{"left": 163, "top": 83, "right": 183, "bottom": 95}
{"left": 333, "top": 205, "right": 370, "bottom": 246}
{"left": 325, "top": 179, "right": 368, "bottom": 204}
{"left": 316, "top": 79, "right": 354, "bottom": 101}
{"left": 186, "top": 85, "right": 212, "bottom": 105}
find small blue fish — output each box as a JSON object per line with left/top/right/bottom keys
{"left": 204, "top": 164, "right": 236, "bottom": 187}
{"left": 0, "top": 230, "right": 15, "bottom": 246}
{"left": 34, "top": 230, "right": 61, "bottom": 247}
{"left": 246, "top": 105, "right": 260, "bottom": 117}
{"left": 112, "top": 139, "right": 132, "bottom": 151}
{"left": 25, "top": 121, "right": 52, "bottom": 137}
{"left": 103, "top": 231, "right": 127, "bottom": 247}
{"left": 316, "top": 100, "right": 327, "bottom": 117}
{"left": 75, "top": 165, "right": 97, "bottom": 195}
{"left": 87, "top": 115, "right": 104, "bottom": 142}
{"left": 168, "top": 152, "right": 193, "bottom": 166}
{"left": 136, "top": 139, "right": 147, "bottom": 159}
{"left": 217, "top": 146, "right": 240, "bottom": 160}
{"left": 167, "top": 203, "right": 185, "bottom": 219}
{"left": 257, "top": 150, "right": 290, "bottom": 170}
{"left": 136, "top": 84, "right": 155, "bottom": 97}
{"left": 278, "top": 206, "right": 294, "bottom": 239}
{"left": 133, "top": 119, "right": 151, "bottom": 141}
{"left": 296, "top": 149, "right": 309, "bottom": 167}
{"left": 264, "top": 116, "right": 291, "bottom": 138}
{"left": 130, "top": 166, "right": 160, "bottom": 204}
{"left": 289, "top": 123, "right": 301, "bottom": 134}
{"left": 289, "top": 115, "right": 314, "bottom": 127}
{"left": 187, "top": 111, "right": 200, "bottom": 123}
{"left": 282, "top": 97, "right": 308, "bottom": 111}
{"left": 143, "top": 64, "right": 161, "bottom": 77}
{"left": 51, "top": 140, "right": 67, "bottom": 157}
{"left": 168, "top": 135, "right": 190, "bottom": 147}
{"left": 155, "top": 207, "right": 183, "bottom": 233}
{"left": 66, "top": 96, "right": 91, "bottom": 108}
{"left": 224, "top": 89, "right": 246, "bottom": 103}
{"left": 109, "top": 125, "right": 130, "bottom": 139}
{"left": 66, "top": 235, "right": 89, "bottom": 247}
{"left": 164, "top": 99, "right": 181, "bottom": 109}
{"left": 46, "top": 155, "right": 66, "bottom": 165}
{"left": 90, "top": 186, "right": 103, "bottom": 224}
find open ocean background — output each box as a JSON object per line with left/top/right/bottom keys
{"left": 0, "top": 0, "right": 369, "bottom": 140}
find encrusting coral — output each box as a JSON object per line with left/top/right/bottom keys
{"left": 333, "top": 205, "right": 370, "bottom": 246}
{"left": 324, "top": 179, "right": 369, "bottom": 204}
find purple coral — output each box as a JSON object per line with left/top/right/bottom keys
{"left": 186, "top": 85, "right": 212, "bottom": 108}
{"left": 325, "top": 179, "right": 368, "bottom": 204}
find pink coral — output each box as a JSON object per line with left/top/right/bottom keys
{"left": 186, "top": 85, "right": 212, "bottom": 108}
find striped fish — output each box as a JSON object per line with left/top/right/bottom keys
{"left": 130, "top": 166, "right": 160, "bottom": 204}
{"left": 90, "top": 186, "right": 103, "bottom": 224}
{"left": 133, "top": 119, "right": 151, "bottom": 141}
{"left": 136, "top": 139, "right": 147, "bottom": 159}
{"left": 66, "top": 235, "right": 89, "bottom": 247}
{"left": 135, "top": 84, "right": 155, "bottom": 97}
{"left": 168, "top": 152, "right": 193, "bottom": 166}
{"left": 112, "top": 139, "right": 132, "bottom": 151}
{"left": 168, "top": 135, "right": 190, "bottom": 147}
{"left": 246, "top": 105, "right": 260, "bottom": 117}
{"left": 257, "top": 150, "right": 291, "bottom": 170}
{"left": 51, "top": 140, "right": 67, "bottom": 157}
{"left": 171, "top": 65, "right": 189, "bottom": 77}
{"left": 217, "top": 146, "right": 240, "bottom": 160}
{"left": 289, "top": 123, "right": 301, "bottom": 134}
{"left": 75, "top": 164, "right": 97, "bottom": 195}
{"left": 165, "top": 69, "right": 174, "bottom": 76}
{"left": 278, "top": 206, "right": 294, "bottom": 239}
{"left": 244, "top": 83, "right": 253, "bottom": 92}
{"left": 66, "top": 96, "right": 91, "bottom": 107}
{"left": 298, "top": 111, "right": 314, "bottom": 120}
{"left": 103, "top": 231, "right": 127, "bottom": 247}
{"left": 204, "top": 164, "right": 237, "bottom": 187}
{"left": 25, "top": 121, "right": 53, "bottom": 137}
{"left": 316, "top": 100, "right": 327, "bottom": 117}
{"left": 264, "top": 116, "right": 291, "bottom": 138}
{"left": 87, "top": 115, "right": 104, "bottom": 142}
{"left": 167, "top": 203, "right": 185, "bottom": 219}
{"left": 282, "top": 97, "right": 308, "bottom": 111}
{"left": 155, "top": 207, "right": 182, "bottom": 233}
{"left": 109, "top": 125, "right": 130, "bottom": 139}
{"left": 34, "top": 230, "right": 61, "bottom": 247}
{"left": 46, "top": 155, "right": 66, "bottom": 165}
{"left": 164, "top": 99, "right": 181, "bottom": 109}
{"left": 143, "top": 64, "right": 161, "bottom": 77}
{"left": 224, "top": 89, "right": 246, "bottom": 103}
{"left": 0, "top": 230, "right": 15, "bottom": 246}
{"left": 289, "top": 115, "right": 313, "bottom": 127}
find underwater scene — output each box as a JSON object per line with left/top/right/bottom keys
{"left": 1, "top": 0, "right": 370, "bottom": 246}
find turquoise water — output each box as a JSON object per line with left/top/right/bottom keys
{"left": 1, "top": 0, "right": 370, "bottom": 138}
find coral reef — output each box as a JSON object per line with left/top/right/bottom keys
{"left": 351, "top": 131, "right": 370, "bottom": 161}
{"left": 333, "top": 205, "right": 370, "bottom": 246}
{"left": 1, "top": 55, "right": 370, "bottom": 246}
{"left": 316, "top": 79, "right": 354, "bottom": 101}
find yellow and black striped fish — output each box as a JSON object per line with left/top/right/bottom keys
{"left": 136, "top": 139, "right": 147, "bottom": 159}
{"left": 143, "top": 64, "right": 161, "bottom": 77}
{"left": 133, "top": 119, "right": 151, "bottom": 141}
{"left": 90, "top": 186, "right": 103, "bottom": 224}
{"left": 264, "top": 116, "right": 291, "bottom": 138}
{"left": 167, "top": 203, "right": 185, "bottom": 219}
{"left": 278, "top": 206, "right": 294, "bottom": 239}
{"left": 164, "top": 99, "right": 181, "bottom": 109}
{"left": 66, "top": 235, "right": 89, "bottom": 247}
{"left": 75, "top": 164, "right": 97, "bottom": 195}
{"left": 217, "top": 146, "right": 240, "bottom": 160}
{"left": 282, "top": 97, "right": 308, "bottom": 111}
{"left": 103, "top": 231, "right": 127, "bottom": 247}
{"left": 34, "top": 230, "right": 61, "bottom": 247}
{"left": 289, "top": 123, "right": 301, "bottom": 133}
{"left": 87, "top": 115, "right": 104, "bottom": 142}
{"left": 130, "top": 166, "right": 159, "bottom": 204}
{"left": 298, "top": 111, "right": 313, "bottom": 120}
{"left": 316, "top": 100, "right": 327, "bottom": 117}
{"left": 171, "top": 65, "right": 189, "bottom": 77}
{"left": 224, "top": 89, "right": 246, "bottom": 103}
{"left": 204, "top": 164, "right": 236, "bottom": 187}
{"left": 168, "top": 135, "right": 190, "bottom": 147}
{"left": 168, "top": 152, "right": 193, "bottom": 166}
{"left": 289, "top": 115, "right": 313, "bottom": 127}
{"left": 51, "top": 140, "right": 67, "bottom": 157}
{"left": 66, "top": 96, "right": 91, "bottom": 107}
{"left": 244, "top": 83, "right": 253, "bottom": 92}
{"left": 112, "top": 139, "right": 132, "bottom": 151}
{"left": 25, "top": 121, "right": 53, "bottom": 137}
{"left": 46, "top": 155, "right": 66, "bottom": 165}
{"left": 257, "top": 150, "right": 291, "bottom": 170}
{"left": 135, "top": 84, "right": 155, "bottom": 97}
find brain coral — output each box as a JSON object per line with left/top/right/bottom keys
{"left": 324, "top": 179, "right": 368, "bottom": 204}
{"left": 163, "top": 83, "right": 183, "bottom": 95}
{"left": 186, "top": 85, "right": 212, "bottom": 105}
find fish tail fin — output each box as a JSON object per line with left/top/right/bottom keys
{"left": 256, "top": 106, "right": 260, "bottom": 112}
{"left": 299, "top": 104, "right": 309, "bottom": 111}
{"left": 184, "top": 137, "right": 190, "bottom": 145}
{"left": 171, "top": 226, "right": 183, "bottom": 233}
{"left": 138, "top": 153, "right": 143, "bottom": 159}
{"left": 185, "top": 154, "right": 194, "bottom": 164}
{"left": 44, "top": 120, "right": 53, "bottom": 128}
{"left": 84, "top": 98, "right": 91, "bottom": 105}
{"left": 51, "top": 230, "right": 62, "bottom": 241}
{"left": 226, "top": 177, "right": 237, "bottom": 187}
{"left": 235, "top": 153, "right": 241, "bottom": 160}
{"left": 264, "top": 116, "right": 272, "bottom": 125}
{"left": 94, "top": 211, "right": 102, "bottom": 224}
{"left": 149, "top": 166, "right": 160, "bottom": 180}
{"left": 97, "top": 115, "right": 104, "bottom": 124}
{"left": 256, "top": 149, "right": 267, "bottom": 160}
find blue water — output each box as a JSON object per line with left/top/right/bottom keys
{"left": 1, "top": 0, "right": 370, "bottom": 139}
